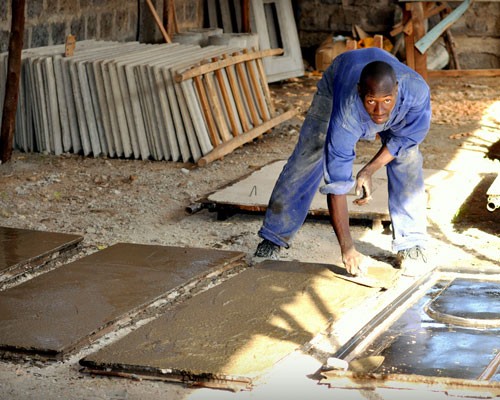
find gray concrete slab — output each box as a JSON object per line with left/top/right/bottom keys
{"left": 0, "top": 227, "right": 82, "bottom": 285}
{"left": 80, "top": 259, "right": 382, "bottom": 389}
{"left": 250, "top": 0, "right": 304, "bottom": 82}
{"left": 0, "top": 243, "right": 245, "bottom": 358}
{"left": 146, "top": 45, "right": 200, "bottom": 161}
{"left": 206, "top": 160, "right": 451, "bottom": 223}
{"left": 168, "top": 46, "right": 242, "bottom": 162}
{"left": 43, "top": 57, "right": 64, "bottom": 155}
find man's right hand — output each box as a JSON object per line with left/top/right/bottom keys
{"left": 341, "top": 246, "right": 365, "bottom": 276}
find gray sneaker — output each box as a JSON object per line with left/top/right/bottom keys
{"left": 396, "top": 246, "right": 432, "bottom": 277}
{"left": 254, "top": 239, "right": 281, "bottom": 260}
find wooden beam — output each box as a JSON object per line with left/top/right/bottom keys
{"left": 234, "top": 56, "right": 260, "bottom": 127}
{"left": 175, "top": 48, "right": 284, "bottom": 82}
{"left": 222, "top": 54, "right": 251, "bottom": 133}
{"left": 193, "top": 75, "right": 220, "bottom": 147}
{"left": 197, "top": 109, "right": 296, "bottom": 166}
{"left": 415, "top": 0, "right": 472, "bottom": 54}
{"left": 1, "top": 0, "right": 26, "bottom": 163}
{"left": 428, "top": 69, "right": 500, "bottom": 77}
{"left": 213, "top": 57, "right": 240, "bottom": 137}
{"left": 411, "top": 2, "right": 428, "bottom": 80}
{"left": 146, "top": 0, "right": 172, "bottom": 43}
{"left": 242, "top": 0, "right": 251, "bottom": 33}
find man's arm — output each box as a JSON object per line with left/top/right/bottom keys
{"left": 327, "top": 193, "right": 364, "bottom": 275}
{"left": 354, "top": 144, "right": 395, "bottom": 205}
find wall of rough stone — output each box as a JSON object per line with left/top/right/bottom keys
{"left": 296, "top": 0, "right": 500, "bottom": 46}
{"left": 296, "top": 0, "right": 500, "bottom": 68}
{"left": 0, "top": 0, "right": 203, "bottom": 53}
{"left": 0, "top": 0, "right": 498, "bottom": 67}
{"left": 0, "top": 0, "right": 138, "bottom": 52}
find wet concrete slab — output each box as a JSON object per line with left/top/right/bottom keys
{"left": 80, "top": 260, "right": 390, "bottom": 390}
{"left": 0, "top": 243, "right": 244, "bottom": 358}
{"left": 0, "top": 226, "right": 83, "bottom": 283}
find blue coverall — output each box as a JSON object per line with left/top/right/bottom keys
{"left": 258, "top": 47, "right": 431, "bottom": 252}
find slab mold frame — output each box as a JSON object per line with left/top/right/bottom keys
{"left": 187, "top": 160, "right": 391, "bottom": 229}
{"left": 323, "top": 264, "right": 500, "bottom": 395}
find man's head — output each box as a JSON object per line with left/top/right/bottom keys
{"left": 358, "top": 61, "right": 398, "bottom": 124}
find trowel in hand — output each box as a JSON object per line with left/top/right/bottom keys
{"left": 327, "top": 258, "right": 398, "bottom": 289}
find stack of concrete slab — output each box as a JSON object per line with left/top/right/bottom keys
{"left": 207, "top": 0, "right": 304, "bottom": 82}
{"left": 1, "top": 40, "right": 288, "bottom": 163}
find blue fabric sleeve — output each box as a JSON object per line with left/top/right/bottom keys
{"left": 320, "top": 116, "right": 358, "bottom": 195}
{"left": 384, "top": 81, "right": 431, "bottom": 157}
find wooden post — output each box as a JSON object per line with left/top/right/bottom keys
{"left": 440, "top": 6, "right": 461, "bottom": 70}
{"left": 1, "top": 0, "right": 26, "bottom": 163}
{"left": 411, "top": 2, "right": 428, "bottom": 81}
{"left": 145, "top": 0, "right": 172, "bottom": 43}
{"left": 242, "top": 0, "right": 251, "bottom": 33}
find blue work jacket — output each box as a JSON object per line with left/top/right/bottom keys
{"left": 320, "top": 48, "right": 432, "bottom": 195}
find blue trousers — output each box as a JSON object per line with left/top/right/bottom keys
{"left": 258, "top": 94, "right": 427, "bottom": 252}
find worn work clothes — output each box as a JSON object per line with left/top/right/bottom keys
{"left": 258, "top": 47, "right": 431, "bottom": 252}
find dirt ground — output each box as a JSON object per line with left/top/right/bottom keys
{"left": 0, "top": 72, "right": 499, "bottom": 399}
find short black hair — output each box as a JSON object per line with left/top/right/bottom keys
{"left": 358, "top": 61, "right": 397, "bottom": 96}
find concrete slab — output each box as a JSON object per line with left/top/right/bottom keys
{"left": 205, "top": 160, "right": 453, "bottom": 224}
{"left": 250, "top": 0, "right": 304, "bottom": 83}
{"left": 0, "top": 227, "right": 82, "bottom": 284}
{"left": 0, "top": 243, "right": 244, "bottom": 359}
{"left": 205, "top": 160, "right": 389, "bottom": 222}
{"left": 80, "top": 259, "right": 387, "bottom": 390}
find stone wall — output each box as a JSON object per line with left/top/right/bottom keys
{"left": 296, "top": 0, "right": 500, "bottom": 68}
{"left": 0, "top": 0, "right": 138, "bottom": 52}
{"left": 1, "top": 0, "right": 498, "bottom": 67}
{"left": 0, "top": 0, "right": 203, "bottom": 53}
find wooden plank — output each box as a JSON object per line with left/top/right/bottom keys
{"left": 145, "top": 0, "right": 172, "bottom": 44}
{"left": 223, "top": 54, "right": 251, "bottom": 132}
{"left": 411, "top": 2, "right": 428, "bottom": 80}
{"left": 243, "top": 49, "right": 270, "bottom": 122}
{"left": 197, "top": 109, "right": 296, "bottom": 166}
{"left": 175, "top": 48, "right": 284, "bottom": 82}
{"left": 415, "top": 0, "right": 472, "bottom": 54}
{"left": 203, "top": 70, "right": 232, "bottom": 142}
{"left": 213, "top": 57, "right": 240, "bottom": 136}
{"left": 254, "top": 52, "right": 275, "bottom": 116}
{"left": 234, "top": 56, "right": 260, "bottom": 127}
{"left": 428, "top": 69, "right": 500, "bottom": 77}
{"left": 193, "top": 75, "right": 220, "bottom": 147}
{"left": 320, "top": 370, "right": 500, "bottom": 394}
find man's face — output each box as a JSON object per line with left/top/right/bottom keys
{"left": 360, "top": 80, "right": 398, "bottom": 125}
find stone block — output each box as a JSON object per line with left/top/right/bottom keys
{"left": 100, "top": 12, "right": 114, "bottom": 40}
{"left": 0, "top": 2, "right": 8, "bottom": 22}
{"left": 87, "top": 15, "right": 97, "bottom": 38}
{"left": 51, "top": 22, "right": 67, "bottom": 46}
{"left": 71, "top": 16, "right": 85, "bottom": 41}
{"left": 46, "top": 0, "right": 59, "bottom": 15}
{"left": 0, "top": 31, "right": 9, "bottom": 53}
{"left": 80, "top": 0, "right": 94, "bottom": 9}
{"left": 32, "top": 24, "right": 49, "bottom": 48}
{"left": 27, "top": 1, "right": 44, "bottom": 20}
{"left": 115, "top": 10, "right": 129, "bottom": 39}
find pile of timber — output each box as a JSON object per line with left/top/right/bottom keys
{"left": 0, "top": 40, "right": 294, "bottom": 164}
